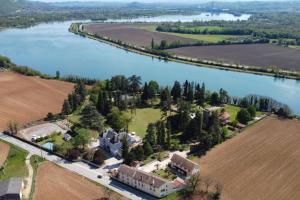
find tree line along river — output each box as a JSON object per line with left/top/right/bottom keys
{"left": 0, "top": 14, "right": 299, "bottom": 115}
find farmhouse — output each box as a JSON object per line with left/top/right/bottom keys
{"left": 0, "top": 178, "right": 23, "bottom": 200}
{"left": 170, "top": 154, "right": 200, "bottom": 178}
{"left": 115, "top": 165, "right": 174, "bottom": 198}
{"left": 100, "top": 129, "right": 141, "bottom": 157}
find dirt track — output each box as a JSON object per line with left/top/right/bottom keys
{"left": 168, "top": 44, "right": 300, "bottom": 71}
{"left": 33, "top": 162, "right": 126, "bottom": 200}
{"left": 194, "top": 116, "right": 300, "bottom": 200}
{"left": 0, "top": 142, "right": 10, "bottom": 167}
{"left": 0, "top": 72, "right": 74, "bottom": 131}
{"left": 84, "top": 23, "right": 196, "bottom": 47}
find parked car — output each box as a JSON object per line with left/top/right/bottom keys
{"left": 97, "top": 175, "right": 102, "bottom": 179}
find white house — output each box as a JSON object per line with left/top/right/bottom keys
{"left": 170, "top": 154, "right": 200, "bottom": 178}
{"left": 100, "top": 129, "right": 141, "bottom": 158}
{"left": 116, "top": 165, "right": 174, "bottom": 198}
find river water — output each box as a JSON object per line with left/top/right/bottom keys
{"left": 0, "top": 15, "right": 299, "bottom": 114}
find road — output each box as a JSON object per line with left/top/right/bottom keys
{"left": 0, "top": 133, "right": 157, "bottom": 200}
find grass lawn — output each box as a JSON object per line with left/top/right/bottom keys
{"left": 183, "top": 26, "right": 224, "bottom": 32}
{"left": 37, "top": 133, "right": 65, "bottom": 146}
{"left": 166, "top": 32, "right": 243, "bottom": 43}
{"left": 0, "top": 140, "right": 28, "bottom": 180}
{"left": 152, "top": 168, "right": 177, "bottom": 181}
{"left": 225, "top": 104, "right": 264, "bottom": 122}
{"left": 126, "top": 107, "right": 162, "bottom": 138}
{"left": 143, "top": 151, "right": 169, "bottom": 165}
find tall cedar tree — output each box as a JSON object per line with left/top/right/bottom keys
{"left": 122, "top": 134, "right": 130, "bottom": 163}
{"left": 80, "top": 104, "right": 105, "bottom": 131}
{"left": 143, "top": 141, "right": 153, "bottom": 156}
{"left": 74, "top": 82, "right": 87, "bottom": 103}
{"left": 62, "top": 99, "right": 72, "bottom": 115}
{"left": 145, "top": 123, "right": 157, "bottom": 146}
{"left": 141, "top": 82, "right": 149, "bottom": 102}
{"left": 128, "top": 75, "right": 141, "bottom": 94}
{"left": 166, "top": 121, "right": 171, "bottom": 149}
{"left": 171, "top": 81, "right": 182, "bottom": 101}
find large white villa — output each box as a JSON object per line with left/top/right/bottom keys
{"left": 100, "top": 129, "right": 141, "bottom": 158}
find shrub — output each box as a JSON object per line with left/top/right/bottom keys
{"left": 236, "top": 109, "right": 252, "bottom": 124}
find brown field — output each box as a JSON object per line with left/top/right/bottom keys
{"left": 0, "top": 142, "right": 10, "bottom": 167}
{"left": 168, "top": 44, "right": 300, "bottom": 71}
{"left": 194, "top": 116, "right": 300, "bottom": 200}
{"left": 0, "top": 72, "right": 74, "bottom": 131}
{"left": 34, "top": 162, "right": 126, "bottom": 200}
{"left": 83, "top": 23, "right": 196, "bottom": 47}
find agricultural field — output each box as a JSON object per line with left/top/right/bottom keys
{"left": 126, "top": 107, "right": 162, "bottom": 138}
{"left": 165, "top": 32, "right": 243, "bottom": 43}
{"left": 33, "top": 161, "right": 127, "bottom": 200}
{"left": 193, "top": 116, "right": 300, "bottom": 200}
{"left": 83, "top": 23, "right": 197, "bottom": 47}
{"left": 0, "top": 72, "right": 74, "bottom": 130}
{"left": 0, "top": 142, "right": 10, "bottom": 167}
{"left": 168, "top": 44, "right": 300, "bottom": 71}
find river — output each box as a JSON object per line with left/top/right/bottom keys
{"left": 0, "top": 16, "right": 299, "bottom": 114}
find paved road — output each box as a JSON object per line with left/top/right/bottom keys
{"left": 0, "top": 133, "right": 157, "bottom": 200}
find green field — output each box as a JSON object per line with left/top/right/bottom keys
{"left": 0, "top": 140, "right": 28, "bottom": 180}
{"left": 183, "top": 26, "right": 224, "bottom": 32}
{"left": 225, "top": 105, "right": 263, "bottom": 121}
{"left": 166, "top": 32, "right": 242, "bottom": 43}
{"left": 127, "top": 107, "right": 162, "bottom": 138}
{"left": 134, "top": 24, "right": 158, "bottom": 32}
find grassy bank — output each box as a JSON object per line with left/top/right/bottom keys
{"left": 0, "top": 140, "right": 28, "bottom": 180}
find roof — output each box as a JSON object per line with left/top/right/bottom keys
{"left": 118, "top": 165, "right": 168, "bottom": 188}
{"left": 0, "top": 178, "right": 22, "bottom": 197}
{"left": 171, "top": 154, "right": 199, "bottom": 173}
{"left": 220, "top": 112, "right": 230, "bottom": 120}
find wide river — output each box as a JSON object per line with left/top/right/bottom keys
{"left": 0, "top": 15, "right": 299, "bottom": 114}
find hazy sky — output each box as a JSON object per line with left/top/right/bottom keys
{"left": 32, "top": 0, "right": 286, "bottom": 3}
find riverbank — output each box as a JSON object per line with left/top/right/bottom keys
{"left": 71, "top": 22, "right": 300, "bottom": 80}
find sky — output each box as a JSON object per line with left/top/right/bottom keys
{"left": 31, "top": 0, "right": 287, "bottom": 3}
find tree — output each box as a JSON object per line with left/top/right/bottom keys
{"left": 93, "top": 149, "right": 106, "bottom": 165}
{"left": 45, "top": 112, "right": 54, "bottom": 121}
{"left": 211, "top": 92, "right": 220, "bottom": 106}
{"left": 171, "top": 81, "right": 181, "bottom": 101}
{"left": 55, "top": 70, "right": 60, "bottom": 79}
{"left": 58, "top": 141, "right": 73, "bottom": 157}
{"left": 236, "top": 108, "right": 251, "bottom": 124}
{"left": 247, "top": 105, "right": 256, "bottom": 118}
{"left": 74, "top": 82, "right": 87, "bottom": 103}
{"left": 128, "top": 75, "right": 141, "bottom": 94}
{"left": 151, "top": 38, "right": 155, "bottom": 49}
{"left": 166, "top": 121, "right": 171, "bottom": 149}
{"left": 107, "top": 107, "right": 128, "bottom": 132}
{"left": 73, "top": 129, "right": 92, "bottom": 150}
{"left": 148, "top": 80, "right": 159, "bottom": 100}
{"left": 145, "top": 123, "right": 157, "bottom": 146}
{"left": 141, "top": 82, "right": 149, "bottom": 102}
{"left": 219, "top": 88, "right": 229, "bottom": 104}
{"left": 159, "top": 40, "right": 167, "bottom": 49}
{"left": 7, "top": 120, "right": 18, "bottom": 135}
{"left": 62, "top": 99, "right": 72, "bottom": 115}
{"left": 143, "top": 141, "right": 153, "bottom": 156}
{"left": 186, "top": 173, "right": 200, "bottom": 195}
{"left": 80, "top": 104, "right": 105, "bottom": 131}
{"left": 156, "top": 121, "right": 166, "bottom": 147}
{"left": 122, "top": 134, "right": 130, "bottom": 163}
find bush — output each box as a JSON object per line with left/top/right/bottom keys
{"left": 247, "top": 106, "right": 256, "bottom": 118}
{"left": 236, "top": 109, "right": 252, "bottom": 124}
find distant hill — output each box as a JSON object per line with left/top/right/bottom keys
{"left": 0, "top": 0, "right": 48, "bottom": 16}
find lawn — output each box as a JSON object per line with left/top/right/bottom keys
{"left": 37, "top": 133, "right": 65, "bottom": 146}
{"left": 225, "top": 104, "right": 264, "bottom": 122}
{"left": 183, "top": 26, "right": 224, "bottom": 32}
{"left": 126, "top": 107, "right": 162, "bottom": 138}
{"left": 0, "top": 140, "right": 28, "bottom": 180}
{"left": 166, "top": 32, "right": 243, "bottom": 43}
{"left": 152, "top": 168, "right": 176, "bottom": 181}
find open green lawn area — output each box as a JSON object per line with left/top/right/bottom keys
{"left": 152, "top": 168, "right": 176, "bottom": 181}
{"left": 225, "top": 105, "right": 263, "bottom": 121}
{"left": 126, "top": 107, "right": 162, "bottom": 138}
{"left": 37, "top": 133, "right": 65, "bottom": 146}
{"left": 0, "top": 140, "right": 28, "bottom": 180}
{"left": 165, "top": 32, "right": 243, "bottom": 43}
